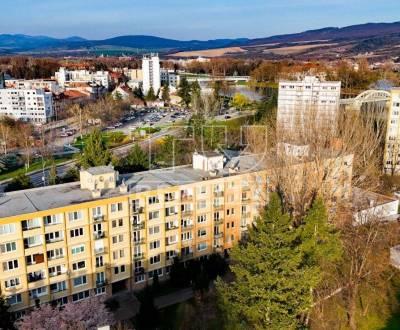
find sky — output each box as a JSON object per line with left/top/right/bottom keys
{"left": 0, "top": 0, "right": 399, "bottom": 40}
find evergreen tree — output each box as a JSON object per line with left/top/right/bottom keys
{"left": 136, "top": 286, "right": 160, "bottom": 329}
{"left": 0, "top": 295, "right": 14, "bottom": 330}
{"left": 216, "top": 193, "right": 318, "bottom": 330}
{"left": 161, "top": 83, "right": 171, "bottom": 105}
{"left": 79, "top": 129, "right": 111, "bottom": 169}
{"left": 145, "top": 87, "right": 157, "bottom": 102}
{"left": 177, "top": 77, "right": 191, "bottom": 107}
{"left": 191, "top": 80, "right": 201, "bottom": 98}
{"left": 133, "top": 86, "right": 144, "bottom": 100}
{"left": 5, "top": 172, "right": 32, "bottom": 192}
{"left": 117, "top": 143, "right": 149, "bottom": 174}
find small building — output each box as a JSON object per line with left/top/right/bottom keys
{"left": 112, "top": 85, "right": 131, "bottom": 100}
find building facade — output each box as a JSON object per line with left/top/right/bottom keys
{"left": 0, "top": 88, "right": 54, "bottom": 123}
{"left": 384, "top": 89, "right": 400, "bottom": 174}
{"left": 142, "top": 54, "right": 161, "bottom": 95}
{"left": 277, "top": 75, "right": 341, "bottom": 133}
{"left": 5, "top": 79, "right": 61, "bottom": 94}
{"left": 160, "top": 69, "right": 181, "bottom": 91}
{"left": 55, "top": 68, "right": 110, "bottom": 90}
{"left": 0, "top": 152, "right": 353, "bottom": 312}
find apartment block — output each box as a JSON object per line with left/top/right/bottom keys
{"left": 0, "top": 88, "right": 54, "bottom": 123}
{"left": 142, "top": 54, "right": 161, "bottom": 95}
{"left": 0, "top": 151, "right": 353, "bottom": 312}
{"left": 160, "top": 69, "right": 181, "bottom": 90}
{"left": 277, "top": 75, "right": 341, "bottom": 133}
{"left": 5, "top": 79, "right": 61, "bottom": 94}
{"left": 383, "top": 89, "right": 400, "bottom": 173}
{"left": 55, "top": 68, "right": 110, "bottom": 89}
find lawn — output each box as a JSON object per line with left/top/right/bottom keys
{"left": 73, "top": 131, "right": 130, "bottom": 149}
{"left": 0, "top": 156, "right": 73, "bottom": 182}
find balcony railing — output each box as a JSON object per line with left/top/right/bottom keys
{"left": 93, "top": 231, "right": 106, "bottom": 240}
{"left": 28, "top": 273, "right": 44, "bottom": 283}
{"left": 181, "top": 210, "right": 193, "bottom": 216}
{"left": 45, "top": 237, "right": 64, "bottom": 244}
{"left": 135, "top": 267, "right": 145, "bottom": 275}
{"left": 241, "top": 196, "right": 250, "bottom": 202}
{"left": 214, "top": 191, "right": 224, "bottom": 197}
{"left": 242, "top": 185, "right": 251, "bottom": 191}
{"left": 241, "top": 212, "right": 251, "bottom": 219}
{"left": 181, "top": 224, "right": 194, "bottom": 230}
{"left": 166, "top": 224, "right": 179, "bottom": 231}
{"left": 22, "top": 225, "right": 41, "bottom": 231}
{"left": 181, "top": 194, "right": 193, "bottom": 201}
{"left": 213, "top": 204, "right": 224, "bottom": 211}
{"left": 132, "top": 222, "right": 145, "bottom": 230}
{"left": 132, "top": 207, "right": 144, "bottom": 214}
{"left": 133, "top": 237, "right": 145, "bottom": 245}
{"left": 96, "top": 280, "right": 107, "bottom": 288}
{"left": 95, "top": 247, "right": 107, "bottom": 255}
{"left": 181, "top": 252, "right": 194, "bottom": 260}
{"left": 93, "top": 215, "right": 105, "bottom": 222}
{"left": 214, "top": 232, "right": 224, "bottom": 239}
{"left": 214, "top": 218, "right": 223, "bottom": 225}
{"left": 134, "top": 252, "right": 145, "bottom": 260}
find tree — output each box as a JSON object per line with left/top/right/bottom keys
{"left": 177, "top": 77, "right": 192, "bottom": 107}
{"left": 156, "top": 135, "right": 186, "bottom": 166}
{"left": 116, "top": 143, "right": 149, "bottom": 174}
{"left": 191, "top": 80, "right": 201, "bottom": 98}
{"left": 48, "top": 160, "right": 59, "bottom": 186}
{"left": 5, "top": 173, "right": 32, "bottom": 192}
{"left": 0, "top": 295, "right": 14, "bottom": 330}
{"left": 79, "top": 128, "right": 112, "bottom": 169}
{"left": 152, "top": 271, "right": 160, "bottom": 293}
{"left": 16, "top": 297, "right": 114, "bottom": 330}
{"left": 145, "top": 87, "right": 157, "bottom": 102}
{"left": 60, "top": 166, "right": 79, "bottom": 183}
{"left": 169, "top": 257, "right": 190, "bottom": 288}
{"left": 161, "top": 83, "right": 171, "bottom": 105}
{"left": 133, "top": 86, "right": 144, "bottom": 100}
{"left": 230, "top": 93, "right": 251, "bottom": 111}
{"left": 216, "top": 193, "right": 318, "bottom": 330}
{"left": 0, "top": 116, "right": 16, "bottom": 155}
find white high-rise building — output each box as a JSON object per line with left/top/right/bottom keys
{"left": 383, "top": 89, "right": 400, "bottom": 174}
{"left": 142, "top": 54, "right": 161, "bottom": 95}
{"left": 277, "top": 76, "right": 341, "bottom": 132}
{"left": 0, "top": 88, "right": 54, "bottom": 123}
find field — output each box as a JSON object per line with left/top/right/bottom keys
{"left": 170, "top": 46, "right": 247, "bottom": 58}
{"left": 262, "top": 43, "right": 337, "bottom": 55}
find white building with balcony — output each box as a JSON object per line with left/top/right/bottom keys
{"left": 55, "top": 68, "right": 110, "bottom": 89}
{"left": 0, "top": 88, "right": 54, "bottom": 123}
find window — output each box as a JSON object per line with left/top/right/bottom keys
{"left": 149, "top": 240, "right": 161, "bottom": 250}
{"left": 72, "top": 290, "right": 90, "bottom": 302}
{"left": 112, "top": 219, "right": 124, "bottom": 228}
{"left": 114, "top": 265, "right": 126, "bottom": 274}
{"left": 95, "top": 286, "right": 106, "bottom": 296}
{"left": 181, "top": 231, "right": 193, "bottom": 241}
{"left": 48, "top": 265, "right": 65, "bottom": 277}
{"left": 96, "top": 256, "right": 104, "bottom": 268}
{"left": 197, "top": 200, "right": 206, "bottom": 209}
{"left": 165, "top": 206, "right": 177, "bottom": 216}
{"left": 50, "top": 281, "right": 67, "bottom": 293}
{"left": 45, "top": 231, "right": 63, "bottom": 243}
{"left": 167, "top": 235, "right": 178, "bottom": 245}
{"left": 0, "top": 223, "right": 16, "bottom": 235}
{"left": 24, "top": 235, "right": 42, "bottom": 248}
{"left": 21, "top": 219, "right": 40, "bottom": 231}
{"left": 72, "top": 261, "right": 86, "bottom": 271}
{"left": 29, "top": 286, "right": 47, "bottom": 299}
{"left": 3, "top": 259, "right": 18, "bottom": 271}
{"left": 7, "top": 294, "right": 22, "bottom": 305}
{"left": 135, "top": 274, "right": 145, "bottom": 283}
{"left": 111, "top": 202, "right": 123, "bottom": 213}
{"left": 5, "top": 277, "right": 20, "bottom": 288}
{"left": 68, "top": 210, "right": 83, "bottom": 222}
{"left": 26, "top": 253, "right": 44, "bottom": 266}
{"left": 112, "top": 234, "right": 124, "bottom": 244}
{"left": 198, "top": 242, "right": 207, "bottom": 251}
{"left": 227, "top": 208, "right": 235, "bottom": 216}
{"left": 71, "top": 245, "right": 85, "bottom": 255}
{"left": 149, "top": 254, "right": 161, "bottom": 265}
{"left": 197, "top": 214, "right": 206, "bottom": 223}
{"left": 148, "top": 196, "right": 159, "bottom": 204}
{"left": 149, "top": 226, "right": 160, "bottom": 235}
{"left": 198, "top": 229, "right": 207, "bottom": 237}
{"left": 164, "top": 192, "right": 175, "bottom": 202}
{"left": 96, "top": 272, "right": 106, "bottom": 285}
{"left": 73, "top": 275, "right": 87, "bottom": 287}
{"left": 92, "top": 206, "right": 102, "bottom": 217}
{"left": 166, "top": 250, "right": 177, "bottom": 260}
{"left": 47, "top": 248, "right": 64, "bottom": 260}
{"left": 0, "top": 241, "right": 16, "bottom": 254}
{"left": 148, "top": 268, "right": 163, "bottom": 279}
{"left": 70, "top": 228, "right": 84, "bottom": 238}
{"left": 199, "top": 186, "right": 206, "bottom": 194}
{"left": 43, "top": 214, "right": 62, "bottom": 226}
{"left": 149, "top": 211, "right": 159, "bottom": 220}
{"left": 112, "top": 249, "right": 125, "bottom": 260}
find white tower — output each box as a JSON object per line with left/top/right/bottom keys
{"left": 142, "top": 54, "right": 161, "bottom": 96}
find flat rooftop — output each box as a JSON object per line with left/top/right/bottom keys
{"left": 0, "top": 153, "right": 267, "bottom": 219}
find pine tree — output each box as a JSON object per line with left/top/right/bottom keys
{"left": 216, "top": 193, "right": 317, "bottom": 330}
{"left": 117, "top": 143, "right": 149, "bottom": 174}
{"left": 79, "top": 128, "right": 111, "bottom": 169}
{"left": 48, "top": 159, "right": 59, "bottom": 185}
{"left": 0, "top": 296, "right": 14, "bottom": 330}
{"left": 145, "top": 87, "right": 157, "bottom": 102}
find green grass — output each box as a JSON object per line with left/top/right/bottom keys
{"left": 0, "top": 157, "right": 72, "bottom": 182}
{"left": 73, "top": 131, "right": 129, "bottom": 149}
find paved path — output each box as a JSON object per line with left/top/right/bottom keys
{"left": 154, "top": 287, "right": 194, "bottom": 309}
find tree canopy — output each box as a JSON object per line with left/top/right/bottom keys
{"left": 79, "top": 128, "right": 112, "bottom": 169}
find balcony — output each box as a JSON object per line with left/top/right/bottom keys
{"left": 213, "top": 246, "right": 223, "bottom": 253}
{"left": 166, "top": 239, "right": 178, "bottom": 246}
{"left": 46, "top": 237, "right": 64, "bottom": 244}
{"left": 214, "top": 232, "right": 224, "bottom": 239}
{"left": 242, "top": 185, "right": 251, "bottom": 192}
{"left": 214, "top": 191, "right": 224, "bottom": 197}
{"left": 213, "top": 204, "right": 224, "bottom": 211}
{"left": 93, "top": 215, "right": 105, "bottom": 222}
{"left": 132, "top": 207, "right": 144, "bottom": 214}
{"left": 214, "top": 218, "right": 223, "bottom": 225}
{"left": 132, "top": 222, "right": 145, "bottom": 230}
{"left": 96, "top": 280, "right": 108, "bottom": 288}
{"left": 181, "top": 194, "right": 193, "bottom": 201}
{"left": 181, "top": 252, "right": 194, "bottom": 260}
{"left": 133, "top": 237, "right": 145, "bottom": 245}
{"left": 134, "top": 252, "right": 145, "bottom": 260}
{"left": 135, "top": 267, "right": 145, "bottom": 275}
{"left": 181, "top": 210, "right": 193, "bottom": 216}
{"left": 95, "top": 247, "right": 107, "bottom": 255}
{"left": 22, "top": 224, "right": 41, "bottom": 231}
{"left": 241, "top": 212, "right": 251, "bottom": 219}
{"left": 93, "top": 231, "right": 106, "bottom": 240}
{"left": 181, "top": 224, "right": 194, "bottom": 230}
{"left": 241, "top": 196, "right": 250, "bottom": 202}
{"left": 28, "top": 273, "right": 44, "bottom": 283}
{"left": 166, "top": 224, "right": 179, "bottom": 231}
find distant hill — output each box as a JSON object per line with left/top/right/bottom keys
{"left": 247, "top": 22, "right": 400, "bottom": 45}
{"left": 0, "top": 21, "right": 399, "bottom": 56}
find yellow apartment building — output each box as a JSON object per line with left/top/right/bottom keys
{"left": 0, "top": 150, "right": 353, "bottom": 313}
